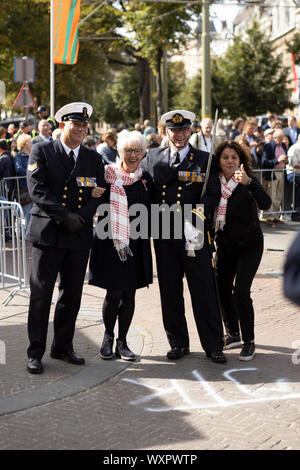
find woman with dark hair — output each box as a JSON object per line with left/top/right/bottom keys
{"left": 214, "top": 141, "right": 271, "bottom": 361}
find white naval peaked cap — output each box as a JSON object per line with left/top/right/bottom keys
{"left": 160, "top": 109, "right": 196, "bottom": 128}
{"left": 55, "top": 102, "right": 93, "bottom": 123}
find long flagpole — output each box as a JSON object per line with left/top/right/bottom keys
{"left": 50, "top": 0, "right": 55, "bottom": 117}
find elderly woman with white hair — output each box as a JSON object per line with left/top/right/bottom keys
{"left": 89, "top": 130, "right": 153, "bottom": 361}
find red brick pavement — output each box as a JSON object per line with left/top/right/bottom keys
{"left": 1, "top": 230, "right": 300, "bottom": 450}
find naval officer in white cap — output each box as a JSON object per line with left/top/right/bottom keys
{"left": 26, "top": 102, "right": 106, "bottom": 374}
{"left": 141, "top": 109, "right": 226, "bottom": 363}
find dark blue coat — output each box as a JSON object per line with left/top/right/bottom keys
{"left": 0, "top": 150, "right": 16, "bottom": 198}
{"left": 14, "top": 151, "right": 29, "bottom": 189}
{"left": 261, "top": 141, "right": 287, "bottom": 181}
{"left": 141, "top": 144, "right": 221, "bottom": 238}
{"left": 26, "top": 138, "right": 105, "bottom": 250}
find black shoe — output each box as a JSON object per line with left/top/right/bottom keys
{"left": 206, "top": 351, "right": 227, "bottom": 363}
{"left": 27, "top": 358, "right": 43, "bottom": 374}
{"left": 5, "top": 230, "right": 12, "bottom": 242}
{"left": 239, "top": 342, "right": 255, "bottom": 361}
{"left": 100, "top": 332, "right": 114, "bottom": 360}
{"left": 50, "top": 350, "right": 85, "bottom": 365}
{"left": 167, "top": 346, "right": 190, "bottom": 360}
{"left": 224, "top": 333, "right": 242, "bottom": 350}
{"left": 115, "top": 339, "right": 136, "bottom": 361}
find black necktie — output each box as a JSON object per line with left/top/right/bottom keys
{"left": 69, "top": 150, "right": 75, "bottom": 167}
{"left": 172, "top": 151, "right": 180, "bottom": 167}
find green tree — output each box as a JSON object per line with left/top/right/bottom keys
{"left": 0, "top": 0, "right": 117, "bottom": 119}
{"left": 119, "top": 1, "right": 201, "bottom": 118}
{"left": 94, "top": 65, "right": 140, "bottom": 124}
{"left": 211, "top": 20, "right": 294, "bottom": 119}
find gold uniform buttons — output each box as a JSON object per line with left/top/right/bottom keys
{"left": 162, "top": 192, "right": 166, "bottom": 196}
{"left": 177, "top": 193, "right": 181, "bottom": 197}
{"left": 62, "top": 203, "right": 66, "bottom": 206}
{"left": 64, "top": 186, "right": 68, "bottom": 191}
{"left": 63, "top": 195, "right": 67, "bottom": 199}
{"left": 178, "top": 186, "right": 182, "bottom": 190}
{"left": 78, "top": 197, "right": 82, "bottom": 201}
{"left": 162, "top": 185, "right": 166, "bottom": 189}
{"left": 162, "top": 200, "right": 165, "bottom": 203}
{"left": 176, "top": 201, "right": 181, "bottom": 205}
{"left": 78, "top": 205, "right": 82, "bottom": 209}
{"left": 79, "top": 189, "right": 83, "bottom": 193}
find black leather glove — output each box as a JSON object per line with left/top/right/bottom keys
{"left": 62, "top": 213, "right": 85, "bottom": 232}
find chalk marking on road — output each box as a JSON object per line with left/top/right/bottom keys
{"left": 223, "top": 369, "right": 293, "bottom": 397}
{"left": 124, "top": 378, "right": 175, "bottom": 405}
{"left": 123, "top": 368, "right": 300, "bottom": 412}
{"left": 170, "top": 379, "right": 197, "bottom": 407}
{"left": 192, "top": 369, "right": 228, "bottom": 406}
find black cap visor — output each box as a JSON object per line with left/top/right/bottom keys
{"left": 62, "top": 113, "right": 89, "bottom": 123}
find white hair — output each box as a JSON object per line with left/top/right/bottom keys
{"left": 117, "top": 130, "right": 146, "bottom": 154}
{"left": 201, "top": 118, "right": 213, "bottom": 127}
{"left": 52, "top": 128, "right": 62, "bottom": 140}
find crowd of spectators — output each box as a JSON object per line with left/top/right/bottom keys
{"left": 1, "top": 109, "right": 300, "bottom": 229}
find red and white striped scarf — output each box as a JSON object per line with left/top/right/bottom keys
{"left": 105, "top": 161, "right": 142, "bottom": 261}
{"left": 214, "top": 173, "right": 239, "bottom": 231}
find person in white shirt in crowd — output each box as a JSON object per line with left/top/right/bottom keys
{"left": 189, "top": 118, "right": 213, "bottom": 153}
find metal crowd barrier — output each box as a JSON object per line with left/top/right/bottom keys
{"left": 0, "top": 200, "right": 30, "bottom": 306}
{"left": 0, "top": 175, "right": 27, "bottom": 206}
{"left": 252, "top": 168, "right": 297, "bottom": 218}
{"left": 0, "top": 172, "right": 298, "bottom": 217}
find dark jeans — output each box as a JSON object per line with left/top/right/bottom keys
{"left": 216, "top": 236, "right": 263, "bottom": 343}
{"left": 102, "top": 289, "right": 136, "bottom": 341}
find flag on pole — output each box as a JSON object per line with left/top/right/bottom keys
{"left": 53, "top": 0, "right": 81, "bottom": 65}
{"left": 291, "top": 54, "right": 298, "bottom": 93}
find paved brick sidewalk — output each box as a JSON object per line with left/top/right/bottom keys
{"left": 0, "top": 222, "right": 300, "bottom": 450}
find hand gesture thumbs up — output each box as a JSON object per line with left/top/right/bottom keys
{"left": 235, "top": 163, "right": 251, "bottom": 185}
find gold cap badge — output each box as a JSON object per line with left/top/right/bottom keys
{"left": 172, "top": 113, "right": 184, "bottom": 124}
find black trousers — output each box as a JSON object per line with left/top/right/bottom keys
{"left": 27, "top": 244, "right": 89, "bottom": 359}
{"left": 216, "top": 236, "right": 263, "bottom": 343}
{"left": 102, "top": 289, "right": 136, "bottom": 341}
{"left": 154, "top": 240, "right": 224, "bottom": 353}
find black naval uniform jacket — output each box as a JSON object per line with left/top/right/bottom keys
{"left": 141, "top": 144, "right": 221, "bottom": 238}
{"left": 26, "top": 138, "right": 105, "bottom": 250}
